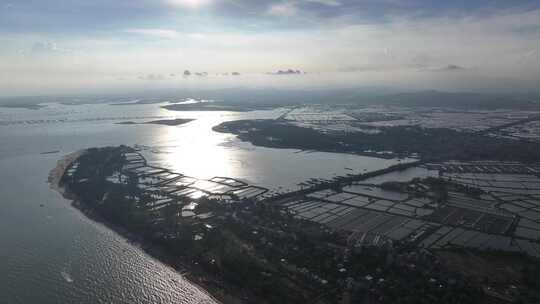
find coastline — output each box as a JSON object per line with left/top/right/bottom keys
{"left": 48, "top": 150, "right": 85, "bottom": 198}
{"left": 48, "top": 151, "right": 233, "bottom": 304}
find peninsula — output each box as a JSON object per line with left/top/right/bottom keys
{"left": 49, "top": 145, "right": 540, "bottom": 304}
{"left": 213, "top": 119, "right": 540, "bottom": 162}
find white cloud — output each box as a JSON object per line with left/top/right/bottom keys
{"left": 139, "top": 73, "right": 168, "bottom": 81}
{"left": 2, "top": 6, "right": 540, "bottom": 95}
{"left": 123, "top": 28, "right": 180, "bottom": 39}
{"left": 165, "top": 0, "right": 212, "bottom": 9}
{"left": 305, "top": 0, "right": 342, "bottom": 7}
{"left": 267, "top": 0, "right": 342, "bottom": 16}
{"left": 187, "top": 33, "right": 207, "bottom": 40}
{"left": 32, "top": 41, "right": 60, "bottom": 53}
{"left": 30, "top": 41, "right": 71, "bottom": 54}
{"left": 268, "top": 1, "right": 298, "bottom": 16}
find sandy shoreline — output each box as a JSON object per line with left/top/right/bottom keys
{"left": 48, "top": 150, "right": 85, "bottom": 197}
{"left": 48, "top": 150, "right": 229, "bottom": 304}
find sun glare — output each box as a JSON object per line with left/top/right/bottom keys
{"left": 159, "top": 114, "right": 239, "bottom": 179}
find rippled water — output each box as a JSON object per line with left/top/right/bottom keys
{"left": 0, "top": 102, "right": 405, "bottom": 303}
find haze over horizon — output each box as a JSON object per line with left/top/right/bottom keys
{"left": 1, "top": 0, "right": 540, "bottom": 96}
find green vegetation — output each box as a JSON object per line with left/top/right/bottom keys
{"left": 60, "top": 146, "right": 498, "bottom": 304}
{"left": 214, "top": 119, "right": 540, "bottom": 162}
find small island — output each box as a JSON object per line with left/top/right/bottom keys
{"left": 162, "top": 101, "right": 276, "bottom": 112}
{"left": 0, "top": 103, "right": 46, "bottom": 110}
{"left": 162, "top": 103, "right": 251, "bottom": 112}
{"left": 116, "top": 118, "right": 195, "bottom": 126}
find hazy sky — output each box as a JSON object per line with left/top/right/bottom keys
{"left": 1, "top": 0, "right": 540, "bottom": 96}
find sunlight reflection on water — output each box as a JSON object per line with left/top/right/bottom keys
{"left": 160, "top": 114, "right": 241, "bottom": 179}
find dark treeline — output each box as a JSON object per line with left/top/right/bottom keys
{"left": 215, "top": 120, "right": 540, "bottom": 163}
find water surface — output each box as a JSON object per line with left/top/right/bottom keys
{"left": 0, "top": 102, "right": 405, "bottom": 303}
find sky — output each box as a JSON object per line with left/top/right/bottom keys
{"left": 1, "top": 0, "right": 540, "bottom": 96}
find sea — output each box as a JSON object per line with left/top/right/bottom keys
{"left": 0, "top": 101, "right": 406, "bottom": 304}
